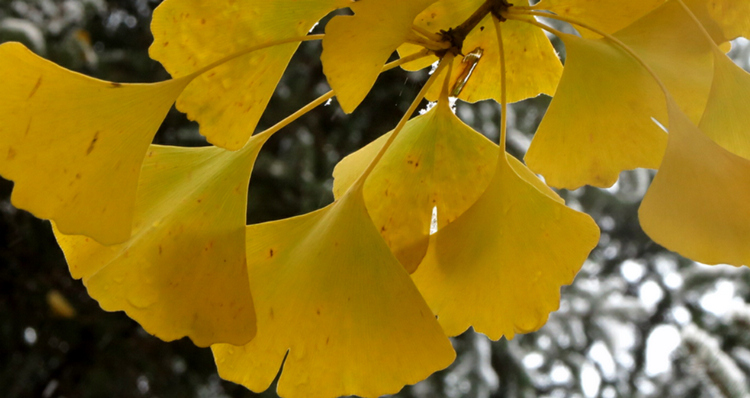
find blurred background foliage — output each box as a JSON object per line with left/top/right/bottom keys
{"left": 2, "top": 1, "right": 750, "bottom": 397}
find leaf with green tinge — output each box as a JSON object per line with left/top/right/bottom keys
{"left": 212, "top": 187, "right": 455, "bottom": 398}
{"left": 0, "top": 42, "right": 189, "bottom": 245}
{"left": 54, "top": 136, "right": 268, "bottom": 347}
{"left": 150, "top": 0, "right": 346, "bottom": 150}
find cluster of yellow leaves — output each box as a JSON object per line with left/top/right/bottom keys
{"left": 0, "top": 0, "right": 748, "bottom": 396}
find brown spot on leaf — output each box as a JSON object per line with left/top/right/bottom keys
{"left": 86, "top": 132, "right": 100, "bottom": 155}
{"left": 269, "top": 248, "right": 274, "bottom": 258}
{"left": 6, "top": 147, "right": 16, "bottom": 160}
{"left": 316, "top": 309, "right": 321, "bottom": 315}
{"left": 269, "top": 308, "right": 274, "bottom": 319}
{"left": 28, "top": 77, "right": 42, "bottom": 99}
{"left": 163, "top": 41, "right": 169, "bottom": 47}
{"left": 326, "top": 337, "right": 330, "bottom": 345}
{"left": 110, "top": 82, "right": 122, "bottom": 88}
{"left": 159, "top": 245, "right": 163, "bottom": 255}
{"left": 201, "top": 18, "right": 206, "bottom": 24}
{"left": 75, "top": 173, "right": 81, "bottom": 179}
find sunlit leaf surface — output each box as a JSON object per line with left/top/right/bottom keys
{"left": 526, "top": 1, "right": 716, "bottom": 190}
{"left": 0, "top": 42, "right": 189, "bottom": 245}
{"left": 617, "top": 0, "right": 714, "bottom": 124}
{"left": 412, "top": 149, "right": 600, "bottom": 340}
{"left": 524, "top": 32, "right": 667, "bottom": 189}
{"left": 213, "top": 187, "right": 455, "bottom": 398}
{"left": 54, "top": 136, "right": 268, "bottom": 346}
{"left": 321, "top": 0, "right": 434, "bottom": 113}
{"left": 150, "top": 0, "right": 346, "bottom": 150}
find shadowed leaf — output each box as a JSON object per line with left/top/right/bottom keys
{"left": 54, "top": 136, "right": 268, "bottom": 346}
{"left": 213, "top": 187, "right": 454, "bottom": 398}
{"left": 412, "top": 150, "right": 599, "bottom": 340}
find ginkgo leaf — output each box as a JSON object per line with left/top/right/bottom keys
{"left": 525, "top": 0, "right": 715, "bottom": 190}
{"left": 682, "top": 0, "right": 750, "bottom": 44}
{"left": 0, "top": 42, "right": 189, "bottom": 245}
{"left": 616, "top": 0, "right": 714, "bottom": 124}
{"left": 698, "top": 48, "right": 750, "bottom": 159}
{"left": 536, "top": 0, "right": 664, "bottom": 38}
{"left": 524, "top": 32, "right": 667, "bottom": 189}
{"left": 398, "top": 0, "right": 562, "bottom": 103}
{"left": 212, "top": 187, "right": 455, "bottom": 398}
{"left": 150, "top": 0, "right": 346, "bottom": 150}
{"left": 639, "top": 98, "right": 750, "bottom": 267}
{"left": 411, "top": 149, "right": 600, "bottom": 340}
{"left": 54, "top": 136, "right": 268, "bottom": 347}
{"left": 321, "top": 0, "right": 435, "bottom": 113}
{"left": 332, "top": 100, "right": 497, "bottom": 271}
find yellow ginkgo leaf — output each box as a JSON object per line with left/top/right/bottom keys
{"left": 399, "top": 0, "right": 562, "bottom": 103}
{"left": 212, "top": 187, "right": 455, "bottom": 398}
{"left": 524, "top": 32, "right": 667, "bottom": 189}
{"left": 698, "top": 49, "right": 750, "bottom": 160}
{"left": 321, "top": 0, "right": 435, "bottom": 113}
{"left": 639, "top": 98, "right": 750, "bottom": 267}
{"left": 616, "top": 0, "right": 714, "bottom": 124}
{"left": 535, "top": 0, "right": 664, "bottom": 38}
{"left": 150, "top": 0, "right": 346, "bottom": 150}
{"left": 412, "top": 150, "right": 600, "bottom": 340}
{"left": 54, "top": 136, "right": 268, "bottom": 347}
{"left": 332, "top": 100, "right": 497, "bottom": 271}
{"left": 0, "top": 42, "right": 189, "bottom": 245}
{"left": 682, "top": 0, "right": 750, "bottom": 44}
{"left": 525, "top": 0, "right": 714, "bottom": 190}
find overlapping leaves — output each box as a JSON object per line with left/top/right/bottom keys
{"left": 1, "top": 0, "right": 749, "bottom": 397}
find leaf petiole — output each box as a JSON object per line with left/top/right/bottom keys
{"left": 351, "top": 55, "right": 452, "bottom": 191}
